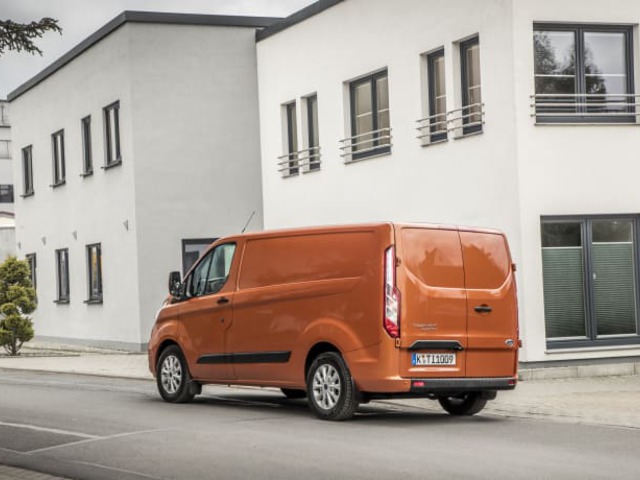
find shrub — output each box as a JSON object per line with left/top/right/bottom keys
{"left": 0, "top": 257, "right": 36, "bottom": 355}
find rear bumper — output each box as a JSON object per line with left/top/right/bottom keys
{"left": 409, "top": 377, "right": 517, "bottom": 394}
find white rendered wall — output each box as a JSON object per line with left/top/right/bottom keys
{"left": 512, "top": 0, "right": 640, "bottom": 362}
{"left": 127, "top": 24, "right": 265, "bottom": 341}
{"left": 0, "top": 101, "right": 13, "bottom": 214}
{"left": 10, "top": 25, "right": 141, "bottom": 349}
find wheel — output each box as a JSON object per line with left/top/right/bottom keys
{"left": 156, "top": 345, "right": 196, "bottom": 403}
{"left": 281, "top": 388, "right": 307, "bottom": 399}
{"left": 306, "top": 352, "right": 359, "bottom": 421}
{"left": 438, "top": 392, "right": 487, "bottom": 416}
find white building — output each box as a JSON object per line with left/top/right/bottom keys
{"left": 0, "top": 100, "right": 15, "bottom": 261}
{"left": 9, "top": 12, "right": 274, "bottom": 350}
{"left": 256, "top": 0, "right": 640, "bottom": 364}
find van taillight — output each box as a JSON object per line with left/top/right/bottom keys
{"left": 384, "top": 246, "right": 400, "bottom": 338}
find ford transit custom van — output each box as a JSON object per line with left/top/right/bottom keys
{"left": 149, "top": 223, "right": 519, "bottom": 420}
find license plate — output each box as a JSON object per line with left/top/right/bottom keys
{"left": 412, "top": 353, "right": 456, "bottom": 366}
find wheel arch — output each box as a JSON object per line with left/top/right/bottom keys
{"left": 304, "top": 342, "right": 341, "bottom": 378}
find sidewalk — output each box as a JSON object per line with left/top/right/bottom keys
{"left": 1, "top": 349, "right": 639, "bottom": 429}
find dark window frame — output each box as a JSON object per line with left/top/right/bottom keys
{"left": 349, "top": 69, "right": 391, "bottom": 161}
{"left": 0, "top": 184, "right": 14, "bottom": 203}
{"left": 26, "top": 253, "right": 36, "bottom": 291}
{"left": 306, "top": 94, "right": 320, "bottom": 171}
{"left": 85, "top": 243, "right": 103, "bottom": 304}
{"left": 181, "top": 238, "right": 217, "bottom": 275}
{"left": 51, "top": 129, "right": 66, "bottom": 187}
{"left": 542, "top": 214, "right": 640, "bottom": 349}
{"left": 103, "top": 101, "right": 122, "bottom": 169}
{"left": 427, "top": 48, "right": 448, "bottom": 143}
{"left": 460, "top": 36, "right": 483, "bottom": 135}
{"left": 533, "top": 23, "right": 635, "bottom": 124}
{"left": 55, "top": 248, "right": 70, "bottom": 304}
{"left": 81, "top": 115, "right": 93, "bottom": 177}
{"left": 284, "top": 101, "right": 299, "bottom": 176}
{"left": 21, "top": 146, "right": 34, "bottom": 197}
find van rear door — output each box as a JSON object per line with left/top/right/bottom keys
{"left": 396, "top": 226, "right": 467, "bottom": 378}
{"left": 460, "top": 230, "right": 518, "bottom": 378}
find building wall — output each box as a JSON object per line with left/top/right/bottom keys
{"left": 0, "top": 101, "right": 14, "bottom": 214}
{"left": 511, "top": 0, "right": 640, "bottom": 362}
{"left": 127, "top": 23, "right": 265, "bottom": 340}
{"left": 10, "top": 25, "right": 142, "bottom": 348}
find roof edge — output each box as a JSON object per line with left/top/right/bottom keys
{"left": 256, "top": 0, "right": 343, "bottom": 42}
{"left": 8, "top": 11, "right": 282, "bottom": 102}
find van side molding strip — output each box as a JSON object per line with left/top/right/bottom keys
{"left": 408, "top": 340, "right": 464, "bottom": 351}
{"left": 197, "top": 351, "right": 291, "bottom": 365}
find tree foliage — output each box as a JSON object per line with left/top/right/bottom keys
{"left": 0, "top": 257, "right": 36, "bottom": 355}
{"left": 0, "top": 17, "right": 62, "bottom": 56}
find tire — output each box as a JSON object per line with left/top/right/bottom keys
{"left": 281, "top": 388, "right": 307, "bottom": 399}
{"left": 156, "top": 345, "right": 196, "bottom": 403}
{"left": 306, "top": 352, "right": 359, "bottom": 421}
{"left": 438, "top": 392, "right": 487, "bottom": 416}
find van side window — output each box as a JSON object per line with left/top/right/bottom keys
{"left": 186, "top": 243, "right": 236, "bottom": 298}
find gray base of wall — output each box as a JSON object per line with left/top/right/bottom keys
{"left": 519, "top": 356, "right": 640, "bottom": 381}
{"left": 34, "top": 335, "right": 147, "bottom": 353}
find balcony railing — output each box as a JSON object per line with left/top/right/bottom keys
{"left": 531, "top": 93, "right": 640, "bottom": 124}
{"left": 277, "top": 146, "right": 322, "bottom": 177}
{"left": 416, "top": 103, "right": 484, "bottom": 144}
{"left": 339, "top": 127, "right": 392, "bottom": 163}
{"left": 0, "top": 140, "right": 11, "bottom": 159}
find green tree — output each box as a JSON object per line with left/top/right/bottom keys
{"left": 0, "top": 257, "right": 36, "bottom": 355}
{"left": 0, "top": 17, "right": 62, "bottom": 56}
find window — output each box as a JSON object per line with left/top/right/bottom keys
{"left": 280, "top": 101, "right": 299, "bottom": 177}
{"left": 427, "top": 49, "right": 447, "bottom": 143}
{"left": 460, "top": 37, "right": 482, "bottom": 135}
{"left": 346, "top": 70, "right": 391, "bottom": 161}
{"left": 182, "top": 238, "right": 216, "bottom": 275}
{"left": 542, "top": 216, "right": 640, "bottom": 348}
{"left": 22, "top": 146, "right": 33, "bottom": 196}
{"left": 533, "top": 24, "right": 635, "bottom": 123}
{"left": 104, "top": 101, "right": 121, "bottom": 167}
{"left": 306, "top": 95, "right": 320, "bottom": 171}
{"left": 26, "top": 253, "right": 36, "bottom": 290}
{"left": 0, "top": 140, "right": 10, "bottom": 159}
{"left": 0, "top": 185, "right": 13, "bottom": 203}
{"left": 55, "top": 248, "right": 70, "bottom": 303}
{"left": 86, "top": 244, "right": 103, "bottom": 303}
{"left": 81, "top": 116, "right": 93, "bottom": 176}
{"left": 51, "top": 130, "right": 65, "bottom": 187}
{"left": 186, "top": 243, "right": 236, "bottom": 297}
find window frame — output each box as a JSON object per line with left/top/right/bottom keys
{"left": 26, "top": 253, "right": 36, "bottom": 291}
{"left": 460, "top": 36, "right": 483, "bottom": 136}
{"left": 86, "top": 243, "right": 103, "bottom": 304}
{"left": 51, "top": 129, "right": 66, "bottom": 187}
{"left": 103, "top": 101, "right": 122, "bottom": 169}
{"left": 81, "top": 115, "right": 93, "bottom": 177}
{"left": 306, "top": 94, "right": 320, "bottom": 171}
{"left": 348, "top": 69, "right": 391, "bottom": 161}
{"left": 185, "top": 242, "right": 236, "bottom": 299}
{"left": 542, "top": 214, "right": 640, "bottom": 349}
{"left": 0, "top": 184, "right": 14, "bottom": 203}
{"left": 427, "top": 48, "right": 448, "bottom": 144}
{"left": 21, "top": 146, "right": 34, "bottom": 197}
{"left": 181, "top": 238, "right": 217, "bottom": 275}
{"left": 55, "top": 248, "right": 70, "bottom": 304}
{"left": 533, "top": 23, "right": 635, "bottom": 124}
{"left": 284, "top": 101, "right": 299, "bottom": 177}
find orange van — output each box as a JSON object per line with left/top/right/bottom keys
{"left": 148, "top": 223, "right": 519, "bottom": 420}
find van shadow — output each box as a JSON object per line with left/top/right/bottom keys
{"left": 147, "top": 391, "right": 505, "bottom": 425}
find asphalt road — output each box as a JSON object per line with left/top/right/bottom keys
{"left": 0, "top": 370, "right": 638, "bottom": 480}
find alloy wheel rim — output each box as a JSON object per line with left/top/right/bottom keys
{"left": 312, "top": 364, "right": 341, "bottom": 410}
{"left": 161, "top": 355, "right": 182, "bottom": 394}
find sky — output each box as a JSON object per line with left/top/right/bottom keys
{"left": 0, "top": 0, "right": 315, "bottom": 99}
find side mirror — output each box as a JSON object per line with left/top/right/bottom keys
{"left": 168, "top": 271, "right": 183, "bottom": 298}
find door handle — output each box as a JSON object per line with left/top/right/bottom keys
{"left": 474, "top": 304, "right": 492, "bottom": 314}
{"left": 217, "top": 297, "right": 229, "bottom": 305}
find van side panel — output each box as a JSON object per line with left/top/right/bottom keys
{"left": 229, "top": 227, "right": 389, "bottom": 386}
{"left": 460, "top": 231, "right": 519, "bottom": 378}
{"left": 396, "top": 226, "right": 468, "bottom": 379}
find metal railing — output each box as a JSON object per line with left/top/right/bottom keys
{"left": 277, "top": 146, "right": 322, "bottom": 177}
{"left": 339, "top": 127, "right": 392, "bottom": 162}
{"left": 531, "top": 93, "right": 640, "bottom": 123}
{"left": 416, "top": 103, "right": 485, "bottom": 143}
{"left": 415, "top": 112, "right": 447, "bottom": 145}
{"left": 0, "top": 140, "right": 10, "bottom": 159}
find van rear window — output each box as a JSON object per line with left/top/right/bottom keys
{"left": 239, "top": 231, "right": 378, "bottom": 290}
{"left": 460, "top": 232, "right": 510, "bottom": 289}
{"left": 400, "top": 228, "right": 465, "bottom": 288}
